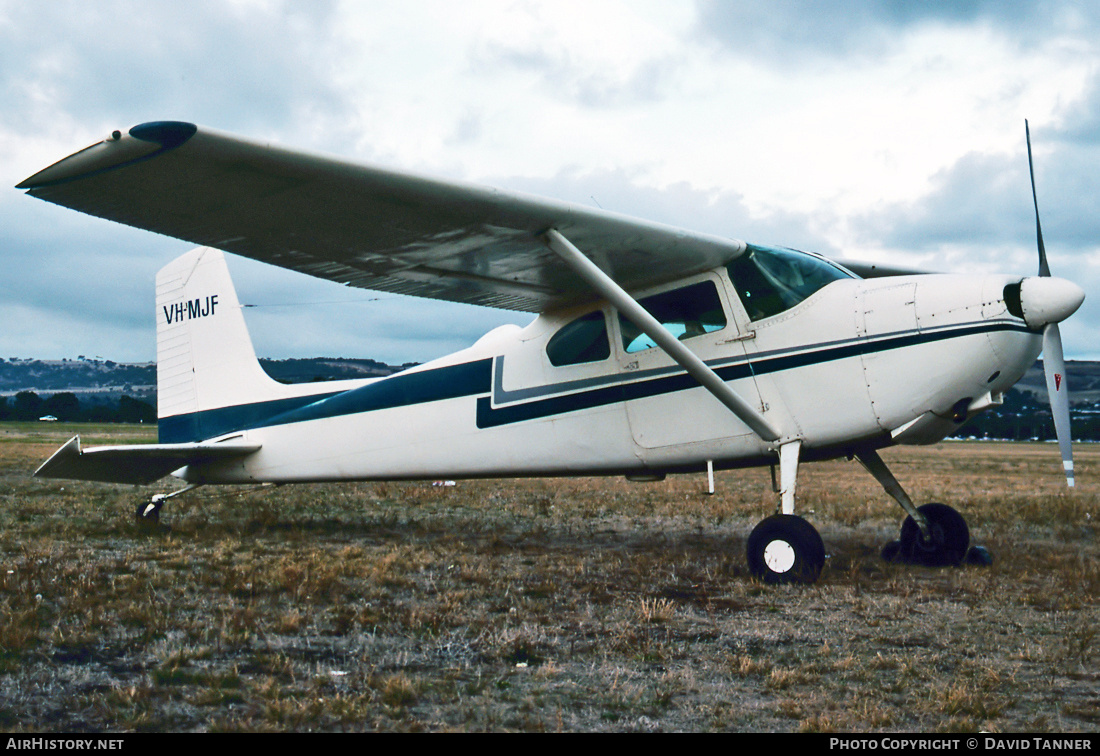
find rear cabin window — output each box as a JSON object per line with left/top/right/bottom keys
{"left": 546, "top": 310, "right": 611, "bottom": 366}
{"left": 727, "top": 244, "right": 854, "bottom": 321}
{"left": 619, "top": 281, "right": 727, "bottom": 354}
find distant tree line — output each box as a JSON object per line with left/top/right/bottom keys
{"left": 3, "top": 382, "right": 1099, "bottom": 441}
{"left": 0, "top": 356, "right": 414, "bottom": 392}
{"left": 0, "top": 392, "right": 155, "bottom": 424}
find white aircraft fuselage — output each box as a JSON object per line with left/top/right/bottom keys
{"left": 166, "top": 254, "right": 1040, "bottom": 486}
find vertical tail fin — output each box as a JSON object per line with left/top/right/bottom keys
{"left": 156, "top": 247, "right": 288, "bottom": 442}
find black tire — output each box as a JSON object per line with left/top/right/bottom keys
{"left": 746, "top": 515, "right": 826, "bottom": 584}
{"left": 898, "top": 503, "right": 969, "bottom": 567}
{"left": 135, "top": 499, "right": 162, "bottom": 524}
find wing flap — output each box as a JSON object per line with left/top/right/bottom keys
{"left": 34, "top": 435, "right": 261, "bottom": 485}
{"left": 20, "top": 122, "right": 747, "bottom": 312}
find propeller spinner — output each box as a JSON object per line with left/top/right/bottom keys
{"left": 1025, "top": 120, "right": 1084, "bottom": 487}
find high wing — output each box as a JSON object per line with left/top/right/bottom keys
{"left": 18, "top": 121, "right": 748, "bottom": 312}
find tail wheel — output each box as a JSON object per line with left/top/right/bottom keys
{"left": 135, "top": 496, "right": 164, "bottom": 525}
{"left": 746, "top": 515, "right": 825, "bottom": 584}
{"left": 898, "top": 503, "right": 969, "bottom": 567}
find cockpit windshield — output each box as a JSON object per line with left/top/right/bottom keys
{"left": 727, "top": 244, "right": 855, "bottom": 321}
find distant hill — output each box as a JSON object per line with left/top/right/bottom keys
{"left": 0, "top": 356, "right": 416, "bottom": 402}
{"left": 0, "top": 358, "right": 156, "bottom": 402}
{"left": 1014, "top": 360, "right": 1100, "bottom": 405}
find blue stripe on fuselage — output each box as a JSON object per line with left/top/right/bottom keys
{"left": 476, "top": 321, "right": 1032, "bottom": 428}
{"left": 261, "top": 358, "right": 493, "bottom": 429}
{"left": 159, "top": 393, "right": 343, "bottom": 444}
{"left": 477, "top": 319, "right": 1034, "bottom": 426}
{"left": 159, "top": 359, "right": 493, "bottom": 443}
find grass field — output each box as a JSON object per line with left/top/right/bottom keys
{"left": 1, "top": 423, "right": 1097, "bottom": 732}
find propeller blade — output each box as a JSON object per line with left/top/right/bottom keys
{"left": 1025, "top": 120, "right": 1051, "bottom": 277}
{"left": 1027, "top": 121, "right": 1074, "bottom": 486}
{"left": 1042, "top": 323, "right": 1074, "bottom": 487}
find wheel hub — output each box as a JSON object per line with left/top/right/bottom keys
{"left": 747, "top": 514, "right": 825, "bottom": 584}
{"left": 763, "top": 539, "right": 796, "bottom": 573}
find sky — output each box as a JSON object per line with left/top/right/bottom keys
{"left": 3, "top": 0, "right": 1099, "bottom": 365}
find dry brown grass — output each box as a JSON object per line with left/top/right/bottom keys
{"left": 0, "top": 424, "right": 1098, "bottom": 731}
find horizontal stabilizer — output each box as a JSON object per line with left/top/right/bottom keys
{"left": 34, "top": 435, "right": 261, "bottom": 485}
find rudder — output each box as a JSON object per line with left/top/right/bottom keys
{"left": 156, "top": 247, "right": 289, "bottom": 442}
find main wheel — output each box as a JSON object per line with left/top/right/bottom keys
{"left": 897, "top": 503, "right": 969, "bottom": 567}
{"left": 746, "top": 515, "right": 826, "bottom": 584}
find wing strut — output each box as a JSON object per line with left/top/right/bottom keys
{"left": 544, "top": 229, "right": 781, "bottom": 442}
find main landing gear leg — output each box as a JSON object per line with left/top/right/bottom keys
{"left": 855, "top": 449, "right": 970, "bottom": 567}
{"left": 135, "top": 484, "right": 200, "bottom": 525}
{"left": 747, "top": 441, "right": 826, "bottom": 584}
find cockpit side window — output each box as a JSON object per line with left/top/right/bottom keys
{"left": 619, "top": 280, "right": 727, "bottom": 354}
{"left": 546, "top": 310, "right": 611, "bottom": 367}
{"left": 727, "top": 244, "right": 854, "bottom": 321}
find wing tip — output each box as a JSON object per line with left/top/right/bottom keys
{"left": 17, "top": 121, "right": 198, "bottom": 191}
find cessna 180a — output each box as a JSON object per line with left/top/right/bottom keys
{"left": 21, "top": 121, "right": 1084, "bottom": 584}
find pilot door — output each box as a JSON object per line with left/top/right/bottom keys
{"left": 618, "top": 274, "right": 759, "bottom": 449}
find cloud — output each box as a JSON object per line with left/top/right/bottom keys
{"left": 470, "top": 42, "right": 682, "bottom": 109}
{"left": 850, "top": 110, "right": 1100, "bottom": 264}
{"left": 853, "top": 151, "right": 1033, "bottom": 252}
{"left": 1053, "top": 69, "right": 1100, "bottom": 154}
{"left": 494, "top": 166, "right": 836, "bottom": 254}
{"left": 0, "top": 0, "right": 350, "bottom": 139}
{"left": 692, "top": 0, "right": 1097, "bottom": 62}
